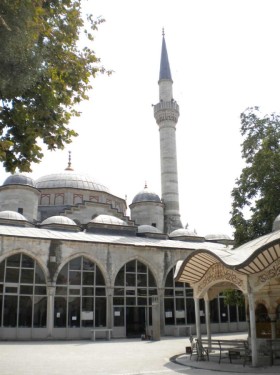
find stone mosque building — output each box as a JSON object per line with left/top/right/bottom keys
{"left": 1, "top": 33, "right": 278, "bottom": 343}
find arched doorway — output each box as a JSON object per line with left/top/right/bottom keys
{"left": 0, "top": 253, "right": 47, "bottom": 339}
{"left": 113, "top": 259, "right": 157, "bottom": 338}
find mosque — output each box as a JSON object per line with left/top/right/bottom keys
{"left": 0, "top": 33, "right": 278, "bottom": 345}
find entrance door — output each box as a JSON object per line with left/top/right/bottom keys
{"left": 126, "top": 307, "right": 146, "bottom": 338}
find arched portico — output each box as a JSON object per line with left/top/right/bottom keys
{"left": 174, "top": 230, "right": 280, "bottom": 367}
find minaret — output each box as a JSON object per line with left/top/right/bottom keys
{"left": 153, "top": 30, "right": 182, "bottom": 233}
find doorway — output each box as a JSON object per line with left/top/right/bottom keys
{"left": 126, "top": 307, "right": 146, "bottom": 337}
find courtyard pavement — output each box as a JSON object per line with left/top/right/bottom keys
{"left": 0, "top": 332, "right": 279, "bottom": 375}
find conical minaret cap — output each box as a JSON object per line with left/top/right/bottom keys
{"left": 159, "top": 29, "right": 172, "bottom": 81}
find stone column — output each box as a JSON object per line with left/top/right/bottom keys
{"left": 152, "top": 296, "right": 161, "bottom": 340}
{"left": 248, "top": 291, "right": 257, "bottom": 367}
{"left": 204, "top": 297, "right": 211, "bottom": 348}
{"left": 158, "top": 288, "right": 165, "bottom": 336}
{"left": 194, "top": 298, "right": 201, "bottom": 339}
{"left": 107, "top": 287, "right": 114, "bottom": 329}
{"left": 47, "top": 284, "right": 56, "bottom": 338}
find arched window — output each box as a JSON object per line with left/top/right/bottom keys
{"left": 0, "top": 254, "right": 47, "bottom": 328}
{"left": 164, "top": 267, "right": 195, "bottom": 326}
{"left": 54, "top": 256, "right": 106, "bottom": 328}
{"left": 113, "top": 260, "right": 157, "bottom": 337}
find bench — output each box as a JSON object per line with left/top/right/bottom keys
{"left": 194, "top": 339, "right": 250, "bottom": 365}
{"left": 90, "top": 328, "right": 113, "bottom": 341}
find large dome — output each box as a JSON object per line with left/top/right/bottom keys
{"left": 35, "top": 171, "right": 110, "bottom": 193}
{"left": 132, "top": 185, "right": 161, "bottom": 204}
{"left": 3, "top": 173, "right": 36, "bottom": 188}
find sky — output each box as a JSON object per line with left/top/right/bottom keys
{"left": 1, "top": 0, "right": 280, "bottom": 237}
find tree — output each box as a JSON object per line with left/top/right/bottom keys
{"left": 230, "top": 106, "right": 280, "bottom": 247}
{"left": 0, "top": 0, "right": 109, "bottom": 172}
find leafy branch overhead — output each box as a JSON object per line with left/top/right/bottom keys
{"left": 230, "top": 106, "right": 280, "bottom": 247}
{"left": 0, "top": 0, "right": 111, "bottom": 172}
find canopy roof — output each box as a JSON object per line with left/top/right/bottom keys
{"left": 175, "top": 229, "right": 280, "bottom": 284}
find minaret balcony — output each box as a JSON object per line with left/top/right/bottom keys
{"left": 154, "top": 101, "right": 180, "bottom": 125}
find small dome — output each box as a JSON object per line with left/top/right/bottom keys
{"left": 138, "top": 225, "right": 161, "bottom": 234}
{"left": 205, "top": 233, "right": 232, "bottom": 241}
{"left": 132, "top": 185, "right": 161, "bottom": 204}
{"left": 41, "top": 216, "right": 77, "bottom": 226}
{"left": 169, "top": 228, "right": 198, "bottom": 238}
{"left": 36, "top": 171, "right": 110, "bottom": 193}
{"left": 3, "top": 173, "right": 36, "bottom": 188}
{"left": 0, "top": 210, "right": 27, "bottom": 221}
{"left": 90, "top": 215, "right": 127, "bottom": 226}
{"left": 272, "top": 214, "right": 280, "bottom": 232}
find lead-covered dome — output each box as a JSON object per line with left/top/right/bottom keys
{"left": 0, "top": 210, "right": 27, "bottom": 221}
{"left": 40, "top": 215, "right": 79, "bottom": 231}
{"left": 132, "top": 185, "right": 161, "bottom": 204}
{"left": 90, "top": 215, "right": 127, "bottom": 226}
{"left": 36, "top": 171, "right": 110, "bottom": 193}
{"left": 3, "top": 173, "right": 36, "bottom": 188}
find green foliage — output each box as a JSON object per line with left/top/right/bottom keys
{"left": 230, "top": 107, "right": 280, "bottom": 246}
{"left": 0, "top": 0, "right": 110, "bottom": 172}
{"left": 223, "top": 289, "right": 245, "bottom": 307}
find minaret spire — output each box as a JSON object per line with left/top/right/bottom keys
{"left": 153, "top": 31, "right": 182, "bottom": 233}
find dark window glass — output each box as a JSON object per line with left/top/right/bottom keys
{"left": 69, "top": 271, "right": 81, "bottom": 285}
{"left": 69, "top": 257, "right": 81, "bottom": 270}
{"left": 137, "top": 262, "right": 146, "bottom": 273}
{"left": 96, "top": 287, "right": 106, "bottom": 296}
{"left": 164, "top": 298, "right": 174, "bottom": 325}
{"left": 126, "top": 273, "right": 135, "bottom": 286}
{"left": 165, "top": 270, "right": 173, "bottom": 287}
{"left": 21, "top": 269, "right": 34, "bottom": 284}
{"left": 35, "top": 286, "right": 46, "bottom": 295}
{"left": 138, "top": 297, "right": 147, "bottom": 306}
{"left": 229, "top": 304, "right": 237, "bottom": 322}
{"left": 82, "top": 287, "right": 94, "bottom": 296}
{"left": 4, "top": 295, "right": 18, "bottom": 327}
{"left": 56, "top": 287, "right": 67, "bottom": 295}
{"left": 113, "top": 297, "right": 124, "bottom": 305}
{"left": 6, "top": 254, "right": 20, "bottom": 268}
{"left": 115, "top": 269, "right": 124, "bottom": 286}
{"left": 5, "top": 268, "right": 19, "bottom": 283}
{"left": 5, "top": 286, "right": 18, "bottom": 294}
{"left": 114, "top": 307, "right": 124, "bottom": 326}
{"left": 19, "top": 296, "right": 32, "bottom": 327}
{"left": 238, "top": 304, "right": 246, "bottom": 322}
{"left": 83, "top": 272, "right": 94, "bottom": 286}
{"left": 0, "top": 262, "right": 4, "bottom": 282}
{"left": 219, "top": 298, "right": 228, "bottom": 322}
{"left": 164, "top": 289, "right": 173, "bottom": 296}
{"left": 33, "top": 296, "right": 47, "bottom": 328}
{"left": 95, "top": 297, "right": 106, "bottom": 327}
{"left": 137, "top": 288, "right": 147, "bottom": 296}
{"left": 69, "top": 288, "right": 80, "bottom": 295}
{"left": 95, "top": 267, "right": 105, "bottom": 286}
{"left": 21, "top": 255, "right": 34, "bottom": 268}
{"left": 126, "top": 260, "right": 136, "bottom": 273}
{"left": 114, "top": 288, "right": 124, "bottom": 296}
{"left": 20, "top": 285, "right": 33, "bottom": 295}
{"left": 210, "top": 298, "right": 219, "bottom": 323}
{"left": 35, "top": 265, "right": 45, "bottom": 284}
{"left": 81, "top": 298, "right": 94, "bottom": 327}
{"left": 56, "top": 265, "right": 68, "bottom": 285}
{"left": 126, "top": 297, "right": 135, "bottom": 306}
{"left": 137, "top": 274, "right": 147, "bottom": 287}
{"left": 148, "top": 271, "right": 156, "bottom": 287}
{"left": 186, "top": 298, "right": 195, "bottom": 324}
{"left": 68, "top": 297, "right": 80, "bottom": 327}
{"left": 175, "top": 298, "right": 185, "bottom": 324}
{"left": 83, "top": 258, "right": 95, "bottom": 271}
{"left": 54, "top": 297, "right": 67, "bottom": 327}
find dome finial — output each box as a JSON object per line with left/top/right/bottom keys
{"left": 162, "top": 27, "right": 165, "bottom": 37}
{"left": 144, "top": 181, "right": 148, "bottom": 189}
{"left": 65, "top": 151, "right": 74, "bottom": 171}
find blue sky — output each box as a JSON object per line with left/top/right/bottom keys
{"left": 1, "top": 0, "right": 280, "bottom": 237}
